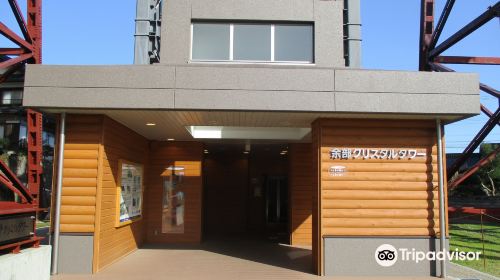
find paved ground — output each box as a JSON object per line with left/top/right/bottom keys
{"left": 52, "top": 236, "right": 442, "bottom": 280}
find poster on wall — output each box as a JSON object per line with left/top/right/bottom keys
{"left": 117, "top": 160, "right": 143, "bottom": 224}
{"left": 161, "top": 166, "right": 185, "bottom": 234}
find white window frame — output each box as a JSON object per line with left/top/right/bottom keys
{"left": 190, "top": 22, "right": 314, "bottom": 65}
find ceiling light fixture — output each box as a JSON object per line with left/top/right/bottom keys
{"left": 167, "top": 138, "right": 175, "bottom": 141}
{"left": 186, "top": 126, "right": 311, "bottom": 140}
{"left": 146, "top": 122, "right": 156, "bottom": 126}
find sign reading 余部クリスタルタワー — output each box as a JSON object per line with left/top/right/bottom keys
{"left": 329, "top": 148, "right": 427, "bottom": 160}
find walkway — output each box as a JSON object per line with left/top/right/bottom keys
{"left": 52, "top": 236, "right": 440, "bottom": 280}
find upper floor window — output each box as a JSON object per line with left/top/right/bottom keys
{"left": 191, "top": 22, "right": 314, "bottom": 63}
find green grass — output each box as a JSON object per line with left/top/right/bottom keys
{"left": 449, "top": 222, "right": 500, "bottom": 277}
{"left": 36, "top": 220, "right": 50, "bottom": 228}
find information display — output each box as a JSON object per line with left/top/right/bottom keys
{"left": 117, "top": 160, "right": 143, "bottom": 225}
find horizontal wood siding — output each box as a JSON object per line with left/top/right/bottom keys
{"left": 289, "top": 143, "right": 313, "bottom": 246}
{"left": 317, "top": 119, "right": 447, "bottom": 237}
{"left": 96, "top": 117, "right": 149, "bottom": 271}
{"left": 145, "top": 141, "right": 203, "bottom": 244}
{"left": 60, "top": 115, "right": 102, "bottom": 233}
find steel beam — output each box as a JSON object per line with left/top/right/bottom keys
{"left": 480, "top": 83, "right": 500, "bottom": 98}
{"left": 449, "top": 145, "right": 500, "bottom": 189}
{"left": 0, "top": 22, "right": 33, "bottom": 51}
{"left": 448, "top": 107, "right": 500, "bottom": 179}
{"left": 429, "top": 0, "right": 455, "bottom": 50}
{"left": 434, "top": 56, "right": 500, "bottom": 65}
{"left": 419, "top": 0, "right": 435, "bottom": 71}
{"left": 481, "top": 104, "right": 500, "bottom": 126}
{"left": 0, "top": 53, "right": 33, "bottom": 69}
{"left": 429, "top": 2, "right": 500, "bottom": 58}
{"left": 0, "top": 160, "right": 34, "bottom": 203}
{"left": 8, "top": 0, "right": 33, "bottom": 43}
{"left": 26, "top": 109, "right": 43, "bottom": 206}
{"left": 0, "top": 48, "right": 24, "bottom": 55}
{"left": 0, "top": 174, "right": 28, "bottom": 203}
{"left": 27, "top": 0, "right": 42, "bottom": 63}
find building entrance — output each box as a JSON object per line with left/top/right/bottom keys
{"left": 202, "top": 143, "right": 289, "bottom": 243}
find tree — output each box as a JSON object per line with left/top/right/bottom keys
{"left": 476, "top": 144, "right": 500, "bottom": 197}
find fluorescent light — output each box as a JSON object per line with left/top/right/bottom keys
{"left": 243, "top": 151, "right": 249, "bottom": 154}
{"left": 166, "top": 166, "right": 185, "bottom": 171}
{"left": 187, "top": 126, "right": 222, "bottom": 139}
{"left": 186, "top": 126, "right": 310, "bottom": 140}
{"left": 146, "top": 122, "right": 156, "bottom": 126}
{"left": 167, "top": 138, "right": 175, "bottom": 141}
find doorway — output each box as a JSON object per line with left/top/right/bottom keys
{"left": 202, "top": 143, "right": 289, "bottom": 241}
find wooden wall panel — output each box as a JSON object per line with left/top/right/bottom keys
{"left": 315, "top": 119, "right": 448, "bottom": 238}
{"left": 289, "top": 143, "right": 313, "bottom": 246}
{"left": 145, "top": 141, "right": 203, "bottom": 244}
{"left": 60, "top": 115, "right": 102, "bottom": 233}
{"left": 95, "top": 117, "right": 149, "bottom": 271}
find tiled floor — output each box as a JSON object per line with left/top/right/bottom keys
{"left": 51, "top": 236, "right": 440, "bottom": 280}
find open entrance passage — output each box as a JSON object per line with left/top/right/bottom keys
{"left": 201, "top": 142, "right": 312, "bottom": 273}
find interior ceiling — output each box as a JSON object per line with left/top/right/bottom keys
{"left": 44, "top": 109, "right": 460, "bottom": 142}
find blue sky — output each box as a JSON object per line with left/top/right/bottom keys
{"left": 1, "top": 0, "right": 498, "bottom": 153}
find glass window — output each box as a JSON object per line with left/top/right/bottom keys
{"left": 275, "top": 24, "right": 314, "bottom": 62}
{"left": 233, "top": 24, "right": 271, "bottom": 61}
{"left": 191, "top": 22, "right": 314, "bottom": 63}
{"left": 1, "top": 89, "right": 23, "bottom": 105}
{"left": 192, "top": 23, "right": 230, "bottom": 60}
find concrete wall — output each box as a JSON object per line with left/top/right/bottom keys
{"left": 23, "top": 64, "right": 480, "bottom": 119}
{"left": 58, "top": 234, "right": 94, "bottom": 274}
{"left": 0, "top": 245, "right": 51, "bottom": 280}
{"left": 161, "top": 0, "right": 345, "bottom": 67}
{"left": 324, "top": 237, "right": 448, "bottom": 277}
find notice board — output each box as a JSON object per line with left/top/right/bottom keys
{"left": 116, "top": 160, "right": 144, "bottom": 227}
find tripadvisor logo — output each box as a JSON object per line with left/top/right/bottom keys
{"left": 375, "top": 244, "right": 481, "bottom": 267}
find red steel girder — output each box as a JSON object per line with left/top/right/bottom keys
{"left": 429, "top": 0, "right": 455, "bottom": 50}
{"left": 27, "top": 0, "right": 42, "bottom": 63}
{"left": 481, "top": 104, "right": 500, "bottom": 126}
{"left": 0, "top": 160, "right": 34, "bottom": 204}
{"left": 429, "top": 2, "right": 500, "bottom": 59}
{"left": 435, "top": 56, "right": 500, "bottom": 65}
{"left": 8, "top": 0, "right": 33, "bottom": 43}
{"left": 480, "top": 83, "right": 500, "bottom": 98}
{"left": 449, "top": 145, "right": 500, "bottom": 189}
{"left": 0, "top": 48, "right": 25, "bottom": 55}
{"left": 0, "top": 173, "right": 29, "bottom": 204}
{"left": 447, "top": 107, "right": 500, "bottom": 179}
{"left": 0, "top": 22, "right": 33, "bottom": 51}
{"left": 0, "top": 53, "right": 33, "bottom": 69}
{"left": 419, "top": 0, "right": 435, "bottom": 71}
{"left": 26, "top": 109, "right": 43, "bottom": 206}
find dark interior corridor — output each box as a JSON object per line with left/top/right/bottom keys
{"left": 203, "top": 143, "right": 289, "bottom": 243}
